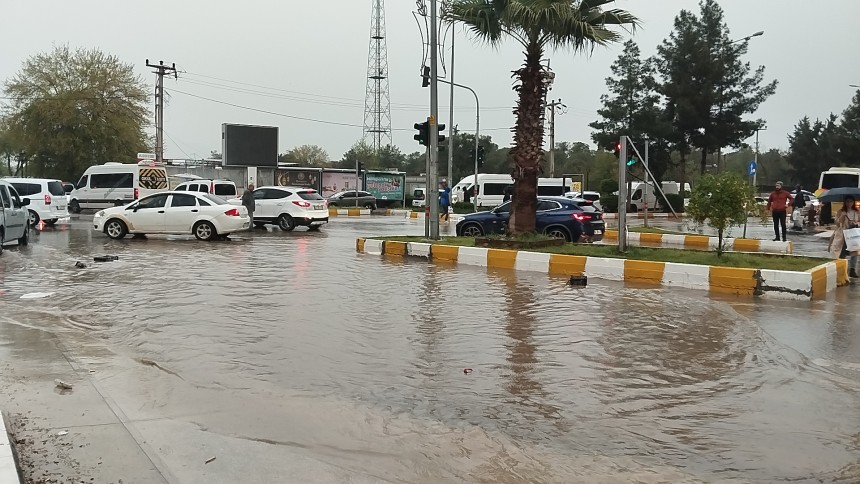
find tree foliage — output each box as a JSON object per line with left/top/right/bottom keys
{"left": 785, "top": 116, "right": 840, "bottom": 188}
{"left": 280, "top": 144, "right": 330, "bottom": 167}
{"left": 449, "top": 0, "right": 637, "bottom": 235}
{"left": 656, "top": 0, "right": 777, "bottom": 176}
{"left": 1, "top": 45, "right": 150, "bottom": 181}
{"left": 686, "top": 171, "right": 754, "bottom": 256}
{"left": 836, "top": 90, "right": 860, "bottom": 164}
{"left": 336, "top": 141, "right": 405, "bottom": 171}
{"left": 440, "top": 131, "right": 499, "bottom": 183}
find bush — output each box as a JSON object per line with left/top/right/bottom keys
{"left": 452, "top": 201, "right": 477, "bottom": 214}
{"left": 602, "top": 194, "right": 619, "bottom": 213}
{"left": 659, "top": 193, "right": 686, "bottom": 213}
{"left": 599, "top": 179, "right": 618, "bottom": 196}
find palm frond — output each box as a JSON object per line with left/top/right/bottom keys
{"left": 449, "top": 0, "right": 506, "bottom": 46}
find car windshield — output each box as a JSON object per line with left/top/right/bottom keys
{"left": 47, "top": 181, "right": 65, "bottom": 196}
{"left": 201, "top": 194, "right": 226, "bottom": 205}
{"left": 298, "top": 191, "right": 324, "bottom": 200}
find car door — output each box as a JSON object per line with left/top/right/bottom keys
{"left": 0, "top": 185, "right": 26, "bottom": 242}
{"left": 164, "top": 193, "right": 201, "bottom": 232}
{"left": 126, "top": 194, "right": 169, "bottom": 232}
{"left": 338, "top": 191, "right": 356, "bottom": 207}
{"left": 264, "top": 189, "right": 292, "bottom": 217}
{"left": 535, "top": 200, "right": 563, "bottom": 232}
{"left": 73, "top": 175, "right": 91, "bottom": 208}
{"left": 488, "top": 201, "right": 512, "bottom": 234}
{"left": 251, "top": 189, "right": 270, "bottom": 219}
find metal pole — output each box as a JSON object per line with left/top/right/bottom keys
{"left": 448, "top": 26, "right": 455, "bottom": 186}
{"left": 428, "top": 0, "right": 440, "bottom": 240}
{"left": 753, "top": 129, "right": 759, "bottom": 190}
{"left": 643, "top": 135, "right": 649, "bottom": 228}
{"left": 437, "top": 78, "right": 480, "bottom": 215}
{"left": 618, "top": 136, "right": 628, "bottom": 253}
{"left": 549, "top": 102, "right": 556, "bottom": 178}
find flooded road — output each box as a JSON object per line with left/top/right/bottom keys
{"left": 1, "top": 216, "right": 860, "bottom": 482}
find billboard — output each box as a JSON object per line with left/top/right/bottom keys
{"left": 222, "top": 124, "right": 278, "bottom": 167}
{"left": 275, "top": 168, "right": 322, "bottom": 191}
{"left": 321, "top": 171, "right": 362, "bottom": 197}
{"left": 364, "top": 172, "right": 404, "bottom": 201}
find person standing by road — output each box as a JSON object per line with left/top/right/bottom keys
{"left": 792, "top": 184, "right": 806, "bottom": 230}
{"left": 242, "top": 183, "right": 256, "bottom": 227}
{"left": 767, "top": 181, "right": 793, "bottom": 242}
{"left": 829, "top": 195, "right": 860, "bottom": 278}
{"left": 439, "top": 180, "right": 451, "bottom": 222}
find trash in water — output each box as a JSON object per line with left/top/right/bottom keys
{"left": 56, "top": 431, "right": 68, "bottom": 436}
{"left": 75, "top": 261, "right": 87, "bottom": 269}
{"left": 205, "top": 457, "right": 216, "bottom": 464}
{"left": 54, "top": 379, "right": 73, "bottom": 390}
{"left": 20, "top": 292, "right": 55, "bottom": 300}
{"left": 569, "top": 275, "right": 588, "bottom": 287}
{"left": 463, "top": 368, "right": 473, "bottom": 374}
{"left": 93, "top": 255, "right": 119, "bottom": 263}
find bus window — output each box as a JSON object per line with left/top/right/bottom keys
{"left": 821, "top": 173, "right": 860, "bottom": 189}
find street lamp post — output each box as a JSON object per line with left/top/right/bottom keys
{"left": 716, "top": 31, "right": 764, "bottom": 170}
{"left": 438, "top": 78, "right": 480, "bottom": 212}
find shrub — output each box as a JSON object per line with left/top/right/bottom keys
{"left": 599, "top": 179, "right": 619, "bottom": 197}
{"left": 687, "top": 172, "right": 755, "bottom": 257}
{"left": 602, "top": 194, "right": 619, "bottom": 213}
{"left": 659, "top": 193, "right": 686, "bottom": 213}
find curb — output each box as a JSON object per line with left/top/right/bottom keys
{"left": 602, "top": 213, "right": 684, "bottom": 220}
{"left": 405, "top": 212, "right": 464, "bottom": 223}
{"left": 328, "top": 208, "right": 412, "bottom": 217}
{"left": 603, "top": 230, "right": 793, "bottom": 255}
{"left": 0, "top": 412, "right": 21, "bottom": 483}
{"left": 356, "top": 238, "right": 848, "bottom": 300}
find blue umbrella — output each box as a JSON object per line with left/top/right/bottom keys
{"left": 817, "top": 187, "right": 860, "bottom": 203}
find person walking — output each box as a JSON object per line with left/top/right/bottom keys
{"left": 766, "top": 181, "right": 793, "bottom": 242}
{"left": 829, "top": 195, "right": 860, "bottom": 278}
{"left": 503, "top": 186, "right": 513, "bottom": 203}
{"left": 439, "top": 181, "right": 451, "bottom": 222}
{"left": 791, "top": 184, "right": 806, "bottom": 230}
{"left": 241, "top": 183, "right": 256, "bottom": 227}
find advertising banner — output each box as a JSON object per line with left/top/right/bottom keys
{"left": 321, "top": 171, "right": 362, "bottom": 197}
{"left": 364, "top": 172, "right": 404, "bottom": 201}
{"left": 275, "top": 169, "right": 322, "bottom": 191}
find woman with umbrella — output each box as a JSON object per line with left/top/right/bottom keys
{"left": 827, "top": 194, "right": 860, "bottom": 278}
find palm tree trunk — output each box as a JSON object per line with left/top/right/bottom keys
{"left": 508, "top": 43, "right": 545, "bottom": 235}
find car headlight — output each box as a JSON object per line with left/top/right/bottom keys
{"left": 95, "top": 211, "right": 105, "bottom": 218}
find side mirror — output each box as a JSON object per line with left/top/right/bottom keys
{"left": 20, "top": 198, "right": 30, "bottom": 206}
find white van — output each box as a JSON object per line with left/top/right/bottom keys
{"left": 451, "top": 174, "right": 570, "bottom": 207}
{"left": 69, "top": 162, "right": 169, "bottom": 213}
{"left": 2, "top": 177, "right": 70, "bottom": 226}
{"left": 173, "top": 179, "right": 238, "bottom": 199}
{"left": 628, "top": 181, "right": 691, "bottom": 212}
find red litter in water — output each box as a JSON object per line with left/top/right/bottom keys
{"left": 463, "top": 368, "right": 473, "bottom": 374}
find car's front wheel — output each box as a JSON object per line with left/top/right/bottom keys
{"left": 459, "top": 222, "right": 484, "bottom": 237}
{"left": 28, "top": 210, "right": 39, "bottom": 226}
{"left": 544, "top": 226, "right": 571, "bottom": 242}
{"left": 18, "top": 225, "right": 28, "bottom": 246}
{"left": 105, "top": 219, "right": 128, "bottom": 239}
{"left": 278, "top": 214, "right": 295, "bottom": 232}
{"left": 194, "top": 221, "right": 217, "bottom": 241}
{"left": 69, "top": 200, "right": 81, "bottom": 214}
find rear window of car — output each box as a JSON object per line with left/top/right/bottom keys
{"left": 11, "top": 183, "right": 41, "bottom": 196}
{"left": 298, "top": 191, "right": 324, "bottom": 200}
{"left": 582, "top": 194, "right": 600, "bottom": 202}
{"left": 201, "top": 194, "right": 226, "bottom": 205}
{"left": 214, "top": 184, "right": 236, "bottom": 196}
{"left": 579, "top": 205, "right": 598, "bottom": 213}
{"left": 47, "top": 181, "right": 65, "bottom": 196}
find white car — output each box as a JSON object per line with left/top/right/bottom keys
{"left": 231, "top": 186, "right": 328, "bottom": 231}
{"left": 0, "top": 180, "right": 31, "bottom": 254}
{"left": 93, "top": 191, "right": 250, "bottom": 241}
{"left": 564, "top": 191, "right": 603, "bottom": 211}
{"left": 2, "top": 177, "right": 70, "bottom": 226}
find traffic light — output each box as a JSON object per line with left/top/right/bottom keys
{"left": 414, "top": 122, "right": 429, "bottom": 146}
{"left": 477, "top": 145, "right": 486, "bottom": 168}
{"left": 612, "top": 143, "right": 621, "bottom": 159}
{"left": 421, "top": 66, "right": 430, "bottom": 88}
{"left": 357, "top": 161, "right": 365, "bottom": 173}
{"left": 437, "top": 124, "right": 446, "bottom": 144}
{"left": 627, "top": 157, "right": 638, "bottom": 167}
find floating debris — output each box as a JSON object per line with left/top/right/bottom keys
{"left": 205, "top": 457, "right": 216, "bottom": 464}
{"left": 93, "top": 255, "right": 119, "bottom": 263}
{"left": 54, "top": 379, "right": 73, "bottom": 390}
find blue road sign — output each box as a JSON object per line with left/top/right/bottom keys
{"left": 748, "top": 160, "right": 757, "bottom": 176}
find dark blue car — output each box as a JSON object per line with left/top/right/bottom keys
{"left": 455, "top": 197, "right": 605, "bottom": 242}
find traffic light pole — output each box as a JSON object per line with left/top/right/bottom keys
{"left": 643, "top": 135, "right": 649, "bottom": 228}
{"left": 618, "top": 136, "right": 628, "bottom": 253}
{"left": 427, "top": 0, "right": 440, "bottom": 240}
{"left": 436, "top": 78, "right": 480, "bottom": 213}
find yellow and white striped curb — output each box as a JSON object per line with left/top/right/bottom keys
{"left": 603, "top": 230, "right": 793, "bottom": 255}
{"left": 1, "top": 412, "right": 18, "bottom": 482}
{"left": 602, "top": 213, "right": 684, "bottom": 219}
{"left": 328, "top": 208, "right": 372, "bottom": 217}
{"left": 405, "top": 211, "right": 464, "bottom": 223}
{"left": 356, "top": 238, "right": 848, "bottom": 300}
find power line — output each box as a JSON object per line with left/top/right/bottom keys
{"left": 163, "top": 131, "right": 193, "bottom": 159}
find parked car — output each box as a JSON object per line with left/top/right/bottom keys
{"left": 564, "top": 191, "right": 602, "bottom": 211}
{"left": 326, "top": 190, "right": 377, "bottom": 210}
{"left": 0, "top": 180, "right": 30, "bottom": 253}
{"left": 70, "top": 161, "right": 169, "bottom": 213}
{"left": 230, "top": 186, "right": 329, "bottom": 231}
{"left": 2, "top": 177, "right": 70, "bottom": 226}
{"left": 173, "top": 179, "right": 238, "bottom": 199}
{"left": 93, "top": 191, "right": 250, "bottom": 241}
{"left": 455, "top": 197, "right": 605, "bottom": 242}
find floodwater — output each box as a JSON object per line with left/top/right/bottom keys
{"left": 1, "top": 216, "right": 860, "bottom": 482}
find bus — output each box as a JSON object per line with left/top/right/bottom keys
{"left": 818, "top": 167, "right": 860, "bottom": 223}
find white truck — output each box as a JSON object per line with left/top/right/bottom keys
{"left": 628, "top": 181, "right": 690, "bottom": 212}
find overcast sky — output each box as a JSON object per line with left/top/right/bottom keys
{"left": 3, "top": 0, "right": 859, "bottom": 161}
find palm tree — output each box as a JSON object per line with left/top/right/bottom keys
{"left": 449, "top": 0, "right": 637, "bottom": 234}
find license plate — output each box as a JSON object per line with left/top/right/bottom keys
{"left": 310, "top": 221, "right": 326, "bottom": 226}
{"left": 594, "top": 230, "right": 603, "bottom": 235}
{"left": 57, "top": 205, "right": 66, "bottom": 210}
{"left": 314, "top": 205, "right": 324, "bottom": 210}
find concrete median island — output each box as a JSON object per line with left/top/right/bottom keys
{"left": 357, "top": 237, "right": 848, "bottom": 300}
{"left": 603, "top": 229, "right": 794, "bottom": 255}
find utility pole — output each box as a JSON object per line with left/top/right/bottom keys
{"left": 427, "top": 0, "right": 440, "bottom": 240}
{"left": 546, "top": 99, "right": 565, "bottom": 178}
{"left": 643, "top": 135, "right": 650, "bottom": 228}
{"left": 146, "top": 60, "right": 177, "bottom": 164}
{"left": 618, "top": 136, "right": 628, "bottom": 253}
{"left": 447, "top": 26, "right": 455, "bottom": 185}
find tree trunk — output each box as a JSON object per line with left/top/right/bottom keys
{"left": 508, "top": 43, "right": 545, "bottom": 235}
{"left": 700, "top": 148, "right": 708, "bottom": 175}
{"left": 679, "top": 151, "right": 687, "bottom": 199}
{"left": 717, "top": 228, "right": 723, "bottom": 257}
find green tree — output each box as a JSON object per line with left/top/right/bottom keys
{"left": 336, "top": 141, "right": 375, "bottom": 170}
{"left": 786, "top": 115, "right": 840, "bottom": 188}
{"left": 440, "top": 132, "right": 499, "bottom": 183}
{"left": 450, "top": 0, "right": 637, "bottom": 235}
{"left": 2, "top": 45, "right": 149, "bottom": 181}
{"left": 281, "top": 144, "right": 330, "bottom": 167}
{"left": 657, "top": 1, "right": 777, "bottom": 177}
{"left": 0, "top": 120, "right": 26, "bottom": 176}
{"left": 337, "top": 142, "right": 405, "bottom": 171}
{"left": 836, "top": 90, "right": 860, "bottom": 165}
{"left": 687, "top": 171, "right": 754, "bottom": 256}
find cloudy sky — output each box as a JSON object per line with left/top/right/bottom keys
{"left": 3, "top": 0, "right": 859, "bottom": 161}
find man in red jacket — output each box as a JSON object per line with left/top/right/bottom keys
{"left": 767, "top": 181, "right": 793, "bottom": 241}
